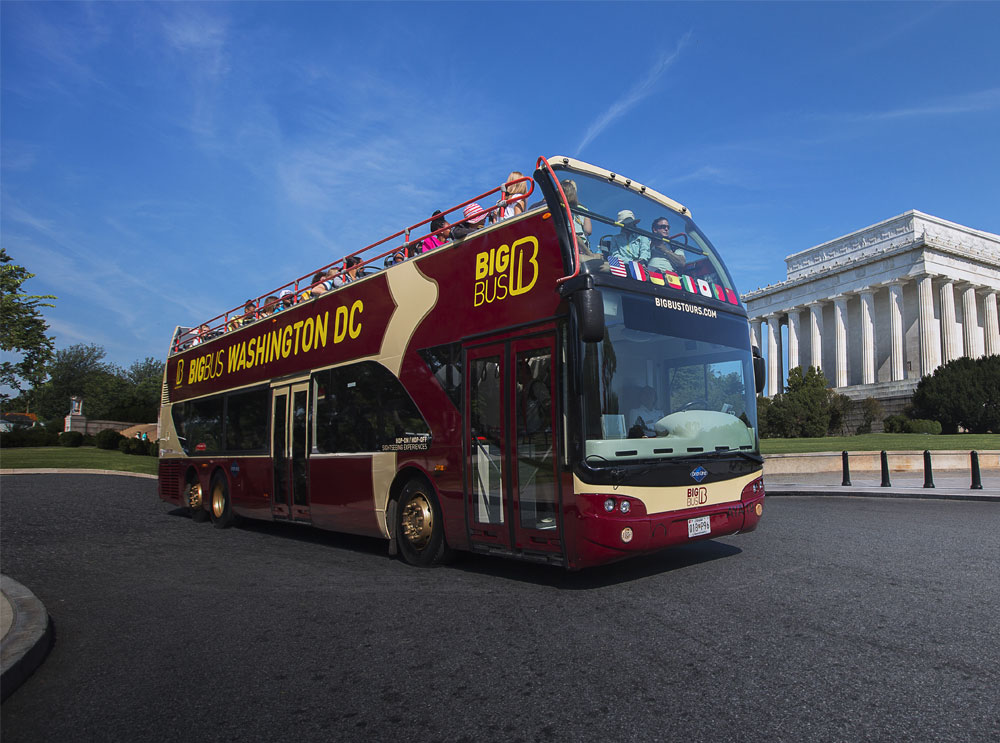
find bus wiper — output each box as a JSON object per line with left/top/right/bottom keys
{"left": 731, "top": 450, "right": 764, "bottom": 464}
{"left": 670, "top": 450, "right": 763, "bottom": 464}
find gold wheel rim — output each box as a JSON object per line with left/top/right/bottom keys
{"left": 212, "top": 484, "right": 226, "bottom": 518}
{"left": 187, "top": 483, "right": 203, "bottom": 510}
{"left": 400, "top": 494, "right": 433, "bottom": 550}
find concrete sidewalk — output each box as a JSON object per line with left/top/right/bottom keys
{"left": 1, "top": 574, "right": 53, "bottom": 702}
{"left": 764, "top": 471, "right": 1000, "bottom": 502}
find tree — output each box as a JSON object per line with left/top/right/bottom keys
{"left": 911, "top": 355, "right": 1000, "bottom": 434}
{"left": 29, "top": 345, "right": 164, "bottom": 424}
{"left": 0, "top": 248, "right": 56, "bottom": 407}
{"left": 856, "top": 397, "right": 884, "bottom": 434}
{"left": 768, "top": 366, "right": 832, "bottom": 438}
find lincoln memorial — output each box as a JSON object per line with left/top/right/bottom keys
{"left": 742, "top": 210, "right": 1000, "bottom": 408}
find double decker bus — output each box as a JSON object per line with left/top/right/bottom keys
{"left": 157, "top": 156, "right": 766, "bottom": 570}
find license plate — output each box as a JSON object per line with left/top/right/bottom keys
{"left": 687, "top": 515, "right": 711, "bottom": 538}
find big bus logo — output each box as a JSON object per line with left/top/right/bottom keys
{"left": 473, "top": 236, "right": 539, "bottom": 307}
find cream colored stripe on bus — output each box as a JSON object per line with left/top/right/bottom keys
{"left": 572, "top": 469, "right": 759, "bottom": 515}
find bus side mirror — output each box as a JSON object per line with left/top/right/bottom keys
{"left": 752, "top": 345, "right": 765, "bottom": 394}
{"left": 574, "top": 287, "right": 605, "bottom": 343}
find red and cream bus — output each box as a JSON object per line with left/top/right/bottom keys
{"left": 157, "top": 156, "right": 766, "bottom": 570}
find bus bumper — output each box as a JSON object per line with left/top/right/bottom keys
{"left": 573, "top": 478, "right": 765, "bottom": 567}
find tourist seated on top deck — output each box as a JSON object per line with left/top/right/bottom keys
{"left": 647, "top": 216, "right": 685, "bottom": 272}
{"left": 560, "top": 178, "right": 597, "bottom": 258}
{"left": 302, "top": 271, "right": 327, "bottom": 301}
{"left": 490, "top": 171, "right": 528, "bottom": 224}
{"left": 275, "top": 289, "right": 295, "bottom": 312}
{"left": 420, "top": 210, "right": 450, "bottom": 253}
{"left": 332, "top": 255, "right": 362, "bottom": 287}
{"left": 260, "top": 296, "right": 279, "bottom": 317}
{"left": 602, "top": 209, "right": 650, "bottom": 264}
{"left": 384, "top": 251, "right": 405, "bottom": 268}
{"left": 241, "top": 299, "right": 257, "bottom": 323}
{"left": 451, "top": 202, "right": 489, "bottom": 240}
{"left": 190, "top": 324, "right": 209, "bottom": 346}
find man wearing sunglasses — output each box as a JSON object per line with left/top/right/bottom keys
{"left": 647, "top": 217, "right": 686, "bottom": 272}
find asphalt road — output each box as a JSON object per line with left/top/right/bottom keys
{"left": 1, "top": 474, "right": 998, "bottom": 742}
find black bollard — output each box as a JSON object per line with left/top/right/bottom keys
{"left": 842, "top": 451, "right": 852, "bottom": 487}
{"left": 880, "top": 450, "right": 891, "bottom": 487}
{"left": 923, "top": 450, "right": 935, "bottom": 489}
{"left": 971, "top": 451, "right": 983, "bottom": 490}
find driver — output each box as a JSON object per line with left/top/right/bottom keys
{"left": 628, "top": 387, "right": 664, "bottom": 437}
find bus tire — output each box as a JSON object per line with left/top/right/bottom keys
{"left": 209, "top": 473, "right": 236, "bottom": 529}
{"left": 395, "top": 479, "right": 451, "bottom": 567}
{"left": 184, "top": 479, "right": 209, "bottom": 522}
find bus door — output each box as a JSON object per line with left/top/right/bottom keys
{"left": 465, "top": 336, "right": 562, "bottom": 558}
{"left": 271, "top": 381, "right": 311, "bottom": 521}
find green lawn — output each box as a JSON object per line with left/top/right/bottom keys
{"left": 0, "top": 446, "right": 158, "bottom": 475}
{"left": 761, "top": 433, "right": 1000, "bottom": 455}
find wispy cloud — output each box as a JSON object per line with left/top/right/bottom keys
{"left": 576, "top": 31, "right": 693, "bottom": 155}
{"left": 842, "top": 87, "right": 1000, "bottom": 122}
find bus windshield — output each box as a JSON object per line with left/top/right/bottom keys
{"left": 551, "top": 165, "right": 735, "bottom": 292}
{"left": 581, "top": 288, "right": 757, "bottom": 464}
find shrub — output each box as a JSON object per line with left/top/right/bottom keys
{"left": 97, "top": 428, "right": 125, "bottom": 450}
{"left": 883, "top": 414, "right": 908, "bottom": 434}
{"left": 856, "top": 397, "right": 885, "bottom": 435}
{"left": 827, "top": 392, "right": 851, "bottom": 437}
{"left": 81, "top": 434, "right": 97, "bottom": 446}
{"left": 0, "top": 427, "right": 60, "bottom": 448}
{"left": 127, "top": 438, "right": 147, "bottom": 455}
{"left": 117, "top": 438, "right": 131, "bottom": 454}
{"left": 911, "top": 355, "right": 1000, "bottom": 433}
{"left": 903, "top": 418, "right": 942, "bottom": 435}
{"left": 59, "top": 431, "right": 84, "bottom": 447}
{"left": 147, "top": 439, "right": 159, "bottom": 457}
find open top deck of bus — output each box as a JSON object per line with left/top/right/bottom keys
{"left": 169, "top": 156, "right": 741, "bottom": 355}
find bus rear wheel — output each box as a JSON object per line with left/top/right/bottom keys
{"left": 185, "top": 480, "right": 209, "bottom": 522}
{"left": 209, "top": 473, "right": 236, "bottom": 529}
{"left": 395, "top": 479, "right": 451, "bottom": 567}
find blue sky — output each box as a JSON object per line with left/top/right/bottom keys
{"left": 3, "top": 1, "right": 999, "bottom": 373}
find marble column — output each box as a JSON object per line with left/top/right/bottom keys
{"left": 961, "top": 285, "right": 982, "bottom": 358}
{"left": 750, "top": 319, "right": 762, "bottom": 350}
{"left": 808, "top": 302, "right": 823, "bottom": 372}
{"left": 984, "top": 292, "right": 1000, "bottom": 357}
{"left": 887, "top": 281, "right": 905, "bottom": 381}
{"left": 787, "top": 310, "right": 801, "bottom": 373}
{"left": 859, "top": 289, "right": 876, "bottom": 384}
{"left": 940, "top": 280, "right": 960, "bottom": 363}
{"left": 917, "top": 275, "right": 940, "bottom": 376}
{"left": 833, "top": 296, "right": 848, "bottom": 388}
{"left": 766, "top": 314, "right": 782, "bottom": 397}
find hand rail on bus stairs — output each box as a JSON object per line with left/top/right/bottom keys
{"left": 170, "top": 176, "right": 535, "bottom": 355}
{"left": 535, "top": 156, "right": 580, "bottom": 286}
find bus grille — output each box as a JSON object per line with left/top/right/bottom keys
{"left": 161, "top": 380, "right": 170, "bottom": 406}
{"left": 159, "top": 461, "right": 181, "bottom": 501}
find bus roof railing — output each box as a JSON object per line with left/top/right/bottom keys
{"left": 171, "top": 176, "right": 535, "bottom": 355}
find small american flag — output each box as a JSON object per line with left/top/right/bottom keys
{"left": 608, "top": 256, "right": 627, "bottom": 277}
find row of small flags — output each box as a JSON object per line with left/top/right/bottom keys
{"left": 607, "top": 256, "right": 740, "bottom": 305}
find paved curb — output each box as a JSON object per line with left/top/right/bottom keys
{"left": 1, "top": 574, "right": 53, "bottom": 702}
{"left": 0, "top": 469, "right": 157, "bottom": 480}
{"left": 766, "top": 487, "right": 1000, "bottom": 502}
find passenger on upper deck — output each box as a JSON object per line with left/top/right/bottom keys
{"left": 260, "top": 296, "right": 279, "bottom": 317}
{"left": 332, "top": 255, "right": 362, "bottom": 287}
{"left": 384, "top": 251, "right": 405, "bottom": 267}
{"left": 647, "top": 217, "right": 686, "bottom": 272}
{"left": 451, "top": 203, "right": 488, "bottom": 240}
{"left": 492, "top": 171, "right": 528, "bottom": 223}
{"left": 303, "top": 271, "right": 327, "bottom": 300}
{"left": 603, "top": 209, "right": 650, "bottom": 263}
{"left": 191, "top": 324, "right": 209, "bottom": 346}
{"left": 420, "top": 210, "right": 451, "bottom": 253}
{"left": 560, "top": 179, "right": 596, "bottom": 257}
{"left": 276, "top": 289, "right": 295, "bottom": 312}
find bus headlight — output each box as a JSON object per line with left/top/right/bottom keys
{"left": 604, "top": 498, "right": 616, "bottom": 512}
{"left": 619, "top": 500, "right": 631, "bottom": 514}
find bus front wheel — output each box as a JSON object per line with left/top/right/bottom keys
{"left": 395, "top": 479, "right": 451, "bottom": 567}
{"left": 209, "top": 474, "right": 236, "bottom": 529}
